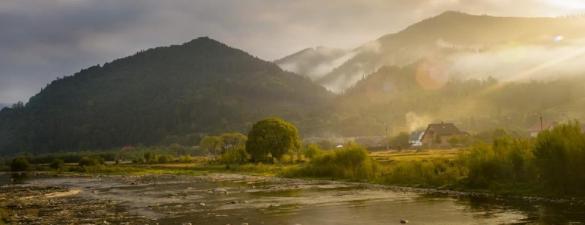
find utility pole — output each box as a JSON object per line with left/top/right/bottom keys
{"left": 540, "top": 114, "right": 543, "bottom": 132}
{"left": 384, "top": 122, "right": 389, "bottom": 150}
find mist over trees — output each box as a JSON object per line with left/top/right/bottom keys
{"left": 334, "top": 63, "right": 585, "bottom": 136}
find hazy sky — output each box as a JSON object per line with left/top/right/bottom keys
{"left": 1, "top": 0, "right": 584, "bottom": 104}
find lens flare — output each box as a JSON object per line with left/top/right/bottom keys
{"left": 415, "top": 60, "right": 448, "bottom": 90}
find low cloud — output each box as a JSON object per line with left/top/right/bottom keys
{"left": 449, "top": 41, "right": 585, "bottom": 82}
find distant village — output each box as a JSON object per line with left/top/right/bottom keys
{"left": 305, "top": 120, "right": 585, "bottom": 150}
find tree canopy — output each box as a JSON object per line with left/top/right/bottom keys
{"left": 246, "top": 117, "right": 301, "bottom": 162}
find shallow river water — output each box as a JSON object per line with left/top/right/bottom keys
{"left": 1, "top": 173, "right": 584, "bottom": 225}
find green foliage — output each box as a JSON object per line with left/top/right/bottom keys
{"left": 460, "top": 124, "right": 585, "bottom": 195}
{"left": 380, "top": 159, "right": 466, "bottom": 187}
{"left": 462, "top": 136, "right": 535, "bottom": 188}
{"left": 200, "top": 132, "right": 247, "bottom": 157}
{"left": 286, "top": 143, "right": 378, "bottom": 181}
{"left": 143, "top": 152, "right": 156, "bottom": 163}
{"left": 219, "top": 147, "right": 250, "bottom": 164}
{"left": 78, "top": 156, "right": 103, "bottom": 167}
{"left": 49, "top": 158, "right": 65, "bottom": 170}
{"left": 533, "top": 122, "right": 585, "bottom": 194}
{"left": 388, "top": 132, "right": 411, "bottom": 149}
{"left": 220, "top": 132, "right": 247, "bottom": 153}
{"left": 199, "top": 136, "right": 223, "bottom": 155}
{"left": 157, "top": 155, "right": 171, "bottom": 164}
{"left": 302, "top": 144, "right": 324, "bottom": 159}
{"left": 246, "top": 118, "right": 301, "bottom": 162}
{"left": 10, "top": 157, "right": 31, "bottom": 171}
{"left": 0, "top": 37, "right": 332, "bottom": 154}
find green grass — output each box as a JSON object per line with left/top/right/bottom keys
{"left": 6, "top": 145, "right": 581, "bottom": 199}
{"left": 57, "top": 161, "right": 294, "bottom": 177}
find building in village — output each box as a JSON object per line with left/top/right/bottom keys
{"left": 419, "top": 122, "right": 468, "bottom": 148}
{"left": 528, "top": 120, "right": 558, "bottom": 137}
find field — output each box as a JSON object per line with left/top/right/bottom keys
{"left": 370, "top": 149, "right": 462, "bottom": 164}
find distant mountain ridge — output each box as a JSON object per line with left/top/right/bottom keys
{"left": 5, "top": 11, "right": 585, "bottom": 154}
{"left": 0, "top": 37, "right": 333, "bottom": 154}
{"left": 278, "top": 11, "right": 585, "bottom": 92}
{"left": 275, "top": 46, "right": 351, "bottom": 81}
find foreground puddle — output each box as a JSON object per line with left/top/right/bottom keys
{"left": 1, "top": 173, "right": 584, "bottom": 224}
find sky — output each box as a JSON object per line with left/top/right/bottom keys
{"left": 1, "top": 0, "right": 585, "bottom": 104}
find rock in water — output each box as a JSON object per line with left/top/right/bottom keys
{"left": 400, "top": 219, "right": 409, "bottom": 224}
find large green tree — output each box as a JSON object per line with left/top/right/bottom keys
{"left": 246, "top": 117, "right": 301, "bottom": 162}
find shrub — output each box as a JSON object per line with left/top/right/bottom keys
{"left": 533, "top": 122, "right": 585, "bottom": 194}
{"left": 461, "top": 135, "right": 535, "bottom": 188}
{"left": 303, "top": 144, "right": 323, "bottom": 160}
{"left": 388, "top": 132, "right": 411, "bottom": 149}
{"left": 219, "top": 147, "right": 249, "bottom": 164}
{"left": 286, "top": 143, "right": 378, "bottom": 181}
{"left": 157, "top": 155, "right": 171, "bottom": 164}
{"left": 49, "top": 158, "right": 65, "bottom": 170}
{"left": 380, "top": 159, "right": 466, "bottom": 187}
{"left": 143, "top": 152, "right": 157, "bottom": 164}
{"left": 246, "top": 117, "right": 301, "bottom": 162}
{"left": 11, "top": 157, "right": 31, "bottom": 172}
{"left": 78, "top": 156, "right": 103, "bottom": 167}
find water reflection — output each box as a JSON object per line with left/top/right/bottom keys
{"left": 448, "top": 194, "right": 585, "bottom": 225}
{"left": 3, "top": 174, "right": 585, "bottom": 225}
{"left": 0, "top": 172, "right": 29, "bottom": 185}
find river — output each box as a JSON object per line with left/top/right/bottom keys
{"left": 1, "top": 173, "right": 584, "bottom": 224}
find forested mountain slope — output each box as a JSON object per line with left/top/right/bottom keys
{"left": 0, "top": 37, "right": 333, "bottom": 154}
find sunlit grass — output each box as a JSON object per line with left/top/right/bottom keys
{"left": 66, "top": 161, "right": 295, "bottom": 177}
{"left": 370, "top": 149, "right": 462, "bottom": 164}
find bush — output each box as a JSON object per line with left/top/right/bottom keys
{"left": 78, "top": 156, "right": 103, "bottom": 167}
{"left": 157, "top": 155, "right": 171, "bottom": 164}
{"left": 380, "top": 159, "right": 466, "bottom": 187}
{"left": 49, "top": 158, "right": 65, "bottom": 170}
{"left": 303, "top": 144, "right": 324, "bottom": 160}
{"left": 533, "top": 122, "right": 585, "bottom": 194}
{"left": 143, "top": 152, "right": 157, "bottom": 164}
{"left": 220, "top": 147, "right": 250, "bottom": 164}
{"left": 388, "top": 132, "right": 411, "bottom": 149}
{"left": 461, "top": 135, "right": 535, "bottom": 188}
{"left": 11, "top": 157, "right": 31, "bottom": 172}
{"left": 246, "top": 117, "right": 301, "bottom": 162}
{"left": 286, "top": 143, "right": 378, "bottom": 181}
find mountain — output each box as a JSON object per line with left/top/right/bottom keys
{"left": 333, "top": 61, "right": 585, "bottom": 136}
{"left": 274, "top": 47, "right": 351, "bottom": 81}
{"left": 280, "top": 11, "right": 585, "bottom": 93}
{"left": 0, "top": 103, "right": 8, "bottom": 109}
{"left": 0, "top": 37, "right": 333, "bottom": 154}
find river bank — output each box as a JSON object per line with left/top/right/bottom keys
{"left": 2, "top": 172, "right": 585, "bottom": 225}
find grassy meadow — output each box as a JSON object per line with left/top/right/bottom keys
{"left": 4, "top": 122, "right": 585, "bottom": 200}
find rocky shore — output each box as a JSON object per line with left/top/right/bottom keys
{"left": 1, "top": 173, "right": 583, "bottom": 224}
